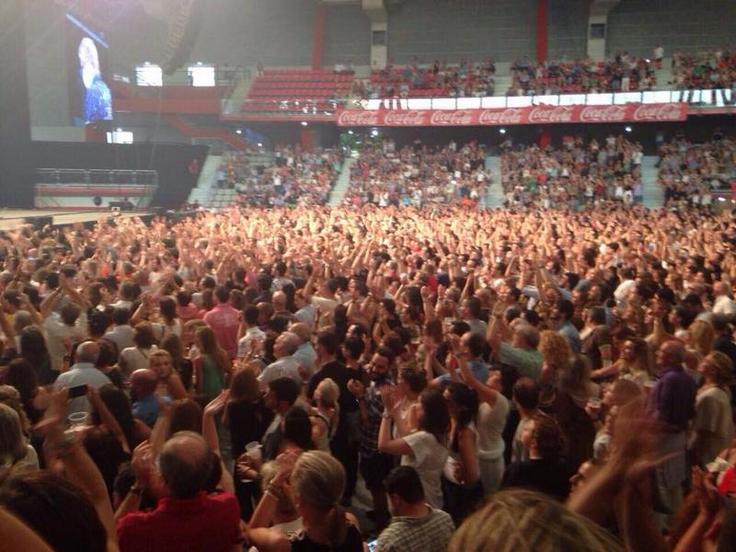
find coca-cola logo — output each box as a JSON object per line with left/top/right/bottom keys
{"left": 383, "top": 110, "right": 428, "bottom": 126}
{"left": 337, "top": 110, "right": 380, "bottom": 126}
{"left": 579, "top": 105, "right": 628, "bottom": 123}
{"left": 478, "top": 108, "right": 524, "bottom": 126}
{"left": 527, "top": 106, "right": 574, "bottom": 124}
{"left": 633, "top": 103, "right": 686, "bottom": 122}
{"left": 429, "top": 110, "right": 476, "bottom": 126}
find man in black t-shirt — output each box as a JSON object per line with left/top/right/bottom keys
{"left": 307, "top": 331, "right": 359, "bottom": 503}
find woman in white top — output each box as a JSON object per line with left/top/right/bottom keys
{"left": 459, "top": 359, "right": 509, "bottom": 496}
{"left": 441, "top": 382, "right": 483, "bottom": 524}
{"left": 119, "top": 322, "right": 158, "bottom": 379}
{"left": 690, "top": 351, "right": 735, "bottom": 467}
{"left": 378, "top": 388, "right": 449, "bottom": 509}
{"left": 389, "top": 368, "right": 425, "bottom": 439}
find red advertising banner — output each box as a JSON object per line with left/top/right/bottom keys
{"left": 336, "top": 103, "right": 688, "bottom": 127}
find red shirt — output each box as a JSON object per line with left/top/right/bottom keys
{"left": 117, "top": 492, "right": 240, "bottom": 552}
{"left": 203, "top": 303, "right": 240, "bottom": 359}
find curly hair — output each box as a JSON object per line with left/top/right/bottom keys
{"left": 538, "top": 330, "right": 572, "bottom": 370}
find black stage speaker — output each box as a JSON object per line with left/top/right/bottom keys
{"left": 0, "top": 0, "right": 33, "bottom": 208}
{"left": 163, "top": 0, "right": 205, "bottom": 75}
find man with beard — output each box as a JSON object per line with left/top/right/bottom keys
{"left": 348, "top": 346, "right": 396, "bottom": 530}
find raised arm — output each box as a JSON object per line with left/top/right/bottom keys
{"left": 0, "top": 507, "right": 54, "bottom": 552}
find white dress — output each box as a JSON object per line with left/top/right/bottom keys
{"left": 401, "top": 430, "right": 449, "bottom": 509}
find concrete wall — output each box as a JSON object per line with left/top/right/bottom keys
{"left": 607, "top": 0, "right": 736, "bottom": 57}
{"left": 24, "top": 0, "right": 69, "bottom": 127}
{"left": 324, "top": 4, "right": 372, "bottom": 66}
{"left": 387, "top": 0, "right": 536, "bottom": 64}
{"left": 548, "top": 0, "right": 589, "bottom": 60}
{"left": 191, "top": 0, "right": 317, "bottom": 67}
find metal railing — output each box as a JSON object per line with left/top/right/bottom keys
{"left": 225, "top": 88, "right": 735, "bottom": 116}
{"left": 358, "top": 88, "right": 736, "bottom": 110}
{"left": 36, "top": 169, "right": 159, "bottom": 186}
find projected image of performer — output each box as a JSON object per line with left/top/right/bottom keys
{"left": 78, "top": 37, "right": 112, "bottom": 124}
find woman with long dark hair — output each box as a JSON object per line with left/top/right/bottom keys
{"left": 378, "top": 388, "right": 450, "bottom": 508}
{"left": 442, "top": 382, "right": 483, "bottom": 524}
{"left": 18, "top": 326, "right": 55, "bottom": 386}
{"left": 193, "top": 326, "right": 230, "bottom": 403}
{"left": 4, "top": 359, "right": 50, "bottom": 425}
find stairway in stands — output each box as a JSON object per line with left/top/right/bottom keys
{"left": 222, "top": 68, "right": 255, "bottom": 115}
{"left": 654, "top": 57, "right": 673, "bottom": 91}
{"left": 163, "top": 114, "right": 247, "bottom": 150}
{"left": 641, "top": 156, "right": 664, "bottom": 209}
{"left": 187, "top": 155, "right": 221, "bottom": 207}
{"left": 328, "top": 158, "right": 356, "bottom": 207}
{"left": 482, "top": 156, "right": 504, "bottom": 209}
{"left": 492, "top": 62, "right": 513, "bottom": 96}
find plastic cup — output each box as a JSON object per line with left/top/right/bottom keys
{"left": 239, "top": 442, "right": 262, "bottom": 484}
{"left": 245, "top": 441, "right": 262, "bottom": 463}
{"left": 68, "top": 412, "right": 89, "bottom": 428}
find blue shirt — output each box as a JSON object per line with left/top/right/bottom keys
{"left": 132, "top": 394, "right": 163, "bottom": 427}
{"left": 437, "top": 358, "right": 489, "bottom": 386}
{"left": 558, "top": 321, "right": 581, "bottom": 353}
{"left": 648, "top": 366, "right": 696, "bottom": 432}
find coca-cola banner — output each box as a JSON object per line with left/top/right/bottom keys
{"left": 336, "top": 103, "right": 688, "bottom": 127}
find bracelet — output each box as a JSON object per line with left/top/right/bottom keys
{"left": 266, "top": 482, "right": 281, "bottom": 496}
{"left": 129, "top": 485, "right": 144, "bottom": 496}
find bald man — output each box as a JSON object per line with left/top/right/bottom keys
{"left": 290, "top": 322, "right": 317, "bottom": 377}
{"left": 117, "top": 432, "right": 241, "bottom": 552}
{"left": 258, "top": 331, "right": 302, "bottom": 387}
{"left": 648, "top": 340, "right": 697, "bottom": 521}
{"left": 54, "top": 340, "right": 111, "bottom": 415}
{"left": 272, "top": 291, "right": 297, "bottom": 322}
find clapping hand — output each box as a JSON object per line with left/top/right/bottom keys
{"left": 204, "top": 389, "right": 230, "bottom": 417}
{"left": 347, "top": 379, "right": 365, "bottom": 399}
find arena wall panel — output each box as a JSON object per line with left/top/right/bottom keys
{"left": 324, "top": 4, "right": 372, "bottom": 66}
{"left": 548, "top": 0, "right": 588, "bottom": 60}
{"left": 191, "top": 0, "right": 317, "bottom": 67}
{"left": 607, "top": 0, "right": 736, "bottom": 57}
{"left": 387, "top": 0, "right": 536, "bottom": 64}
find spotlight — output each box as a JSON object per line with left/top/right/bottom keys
{"left": 257, "top": 142, "right": 263, "bottom": 147}
{"left": 370, "top": 128, "right": 379, "bottom": 137}
{"left": 235, "top": 129, "right": 242, "bottom": 135}
{"left": 625, "top": 126, "right": 632, "bottom": 133}
{"left": 301, "top": 121, "right": 308, "bottom": 127}
{"left": 348, "top": 130, "right": 354, "bottom": 135}
{"left": 499, "top": 128, "right": 507, "bottom": 134}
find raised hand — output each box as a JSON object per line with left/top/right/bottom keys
{"left": 347, "top": 379, "right": 365, "bottom": 399}
{"left": 204, "top": 389, "right": 230, "bottom": 417}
